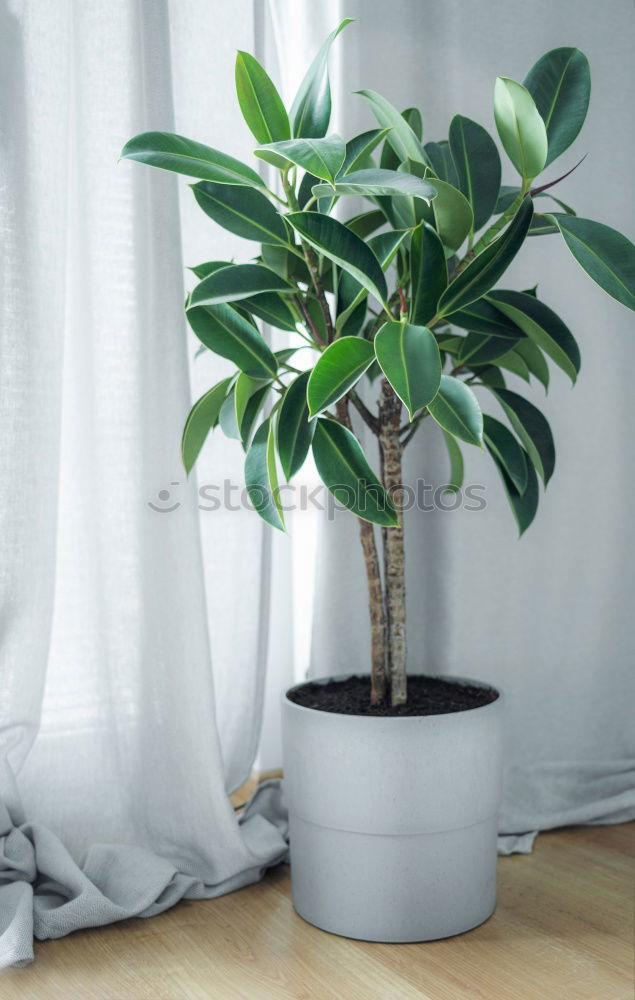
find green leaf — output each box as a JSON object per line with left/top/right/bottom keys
{"left": 448, "top": 298, "right": 523, "bottom": 338}
{"left": 491, "top": 387, "right": 555, "bottom": 485}
{"left": 307, "top": 338, "right": 375, "bottom": 417}
{"left": 441, "top": 431, "right": 464, "bottom": 494}
{"left": 312, "top": 418, "right": 399, "bottom": 527}
{"left": 494, "top": 445, "right": 539, "bottom": 536}
{"left": 344, "top": 209, "right": 386, "bottom": 240}
{"left": 286, "top": 211, "right": 388, "bottom": 303}
{"left": 424, "top": 140, "right": 459, "bottom": 188}
{"left": 245, "top": 418, "right": 285, "bottom": 531}
{"left": 237, "top": 381, "right": 270, "bottom": 448}
{"left": 241, "top": 292, "right": 297, "bottom": 331}
{"left": 186, "top": 303, "right": 278, "bottom": 378}
{"left": 336, "top": 229, "right": 407, "bottom": 331}
{"left": 189, "top": 263, "right": 293, "bottom": 307}
{"left": 494, "top": 77, "right": 548, "bottom": 179}
{"left": 437, "top": 196, "right": 533, "bottom": 315}
{"left": 449, "top": 115, "right": 502, "bottom": 231}
{"left": 290, "top": 19, "right": 354, "bottom": 138}
{"left": 278, "top": 372, "right": 316, "bottom": 478}
{"left": 219, "top": 390, "right": 240, "bottom": 439}
{"left": 235, "top": 51, "right": 290, "bottom": 144}
{"left": 427, "top": 375, "right": 483, "bottom": 446}
{"left": 482, "top": 414, "right": 528, "bottom": 494}
{"left": 427, "top": 178, "right": 473, "bottom": 250}
{"left": 487, "top": 289, "right": 580, "bottom": 383}
{"left": 410, "top": 223, "right": 448, "bottom": 325}
{"left": 340, "top": 128, "right": 391, "bottom": 175}
{"left": 514, "top": 338, "right": 550, "bottom": 392}
{"left": 524, "top": 48, "right": 590, "bottom": 167}
{"left": 495, "top": 185, "right": 521, "bottom": 214}
{"left": 255, "top": 135, "right": 346, "bottom": 182}
{"left": 491, "top": 348, "right": 531, "bottom": 382}
{"left": 357, "top": 89, "right": 426, "bottom": 164}
{"left": 189, "top": 260, "right": 232, "bottom": 280}
{"left": 458, "top": 331, "right": 523, "bottom": 366}
{"left": 181, "top": 377, "right": 232, "bottom": 474}
{"left": 549, "top": 214, "right": 635, "bottom": 312}
{"left": 192, "top": 181, "right": 288, "bottom": 246}
{"left": 120, "top": 131, "right": 265, "bottom": 188}
{"left": 528, "top": 215, "right": 559, "bottom": 237}
{"left": 312, "top": 167, "right": 436, "bottom": 204}
{"left": 375, "top": 321, "right": 442, "bottom": 419}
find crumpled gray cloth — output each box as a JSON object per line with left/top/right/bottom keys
{"left": 0, "top": 781, "right": 289, "bottom": 969}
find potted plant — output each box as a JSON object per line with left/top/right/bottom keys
{"left": 122, "top": 23, "right": 635, "bottom": 941}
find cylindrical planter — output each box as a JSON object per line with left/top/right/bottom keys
{"left": 282, "top": 674, "right": 504, "bottom": 943}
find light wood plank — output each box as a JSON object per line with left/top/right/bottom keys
{"left": 2, "top": 824, "right": 633, "bottom": 1000}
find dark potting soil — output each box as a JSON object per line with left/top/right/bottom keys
{"left": 287, "top": 674, "right": 499, "bottom": 717}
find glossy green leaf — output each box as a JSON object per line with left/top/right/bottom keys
{"left": 437, "top": 197, "right": 533, "bottom": 315}
{"left": 307, "top": 338, "right": 375, "bottom": 416}
{"left": 514, "top": 338, "right": 550, "bottom": 392}
{"left": 219, "top": 390, "right": 240, "bottom": 439}
{"left": 290, "top": 19, "right": 354, "bottom": 138}
{"left": 458, "top": 331, "right": 523, "bottom": 366}
{"left": 255, "top": 134, "right": 345, "bottom": 182}
{"left": 449, "top": 115, "right": 502, "bottom": 231}
{"left": 447, "top": 297, "right": 523, "bottom": 338}
{"left": 245, "top": 418, "right": 285, "bottom": 530}
{"left": 340, "top": 128, "right": 391, "bottom": 175}
{"left": 524, "top": 48, "right": 590, "bottom": 166}
{"left": 344, "top": 209, "right": 386, "bottom": 240}
{"left": 278, "top": 372, "right": 316, "bottom": 478}
{"left": 488, "top": 289, "right": 580, "bottom": 383}
{"left": 236, "top": 378, "right": 270, "bottom": 447}
{"left": 427, "top": 178, "right": 473, "bottom": 250}
{"left": 186, "top": 303, "right": 278, "bottom": 378}
{"left": 482, "top": 414, "right": 528, "bottom": 494}
{"left": 235, "top": 51, "right": 290, "bottom": 144}
{"left": 286, "top": 211, "right": 387, "bottom": 303}
{"left": 181, "top": 377, "right": 232, "bottom": 474}
{"left": 120, "top": 132, "right": 264, "bottom": 188}
{"left": 312, "top": 167, "right": 436, "bottom": 204}
{"left": 336, "top": 229, "right": 407, "bottom": 331}
{"left": 192, "top": 181, "right": 288, "bottom": 246}
{"left": 424, "top": 140, "right": 459, "bottom": 188}
{"left": 410, "top": 223, "right": 448, "bottom": 325}
{"left": 495, "top": 185, "right": 520, "bottom": 214}
{"left": 189, "top": 260, "right": 232, "bottom": 280}
{"left": 493, "top": 445, "right": 539, "bottom": 536}
{"left": 549, "top": 214, "right": 635, "bottom": 312}
{"left": 427, "top": 375, "right": 483, "bottom": 446}
{"left": 241, "top": 292, "right": 297, "bottom": 331}
{"left": 375, "top": 321, "right": 442, "bottom": 419}
{"left": 491, "top": 349, "right": 531, "bottom": 382}
{"left": 441, "top": 431, "right": 464, "bottom": 494}
{"left": 492, "top": 387, "right": 555, "bottom": 485}
{"left": 357, "top": 89, "right": 426, "bottom": 164}
{"left": 189, "top": 263, "right": 293, "bottom": 307}
{"left": 312, "top": 418, "right": 399, "bottom": 526}
{"left": 494, "top": 77, "right": 548, "bottom": 179}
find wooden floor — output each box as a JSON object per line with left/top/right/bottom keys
{"left": 3, "top": 822, "right": 633, "bottom": 1000}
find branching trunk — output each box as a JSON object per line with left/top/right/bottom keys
{"left": 379, "top": 380, "right": 407, "bottom": 706}
{"left": 336, "top": 398, "right": 387, "bottom": 704}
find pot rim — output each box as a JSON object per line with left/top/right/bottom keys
{"left": 283, "top": 672, "right": 503, "bottom": 721}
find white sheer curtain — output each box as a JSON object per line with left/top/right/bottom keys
{"left": 0, "top": 0, "right": 286, "bottom": 969}
{"left": 271, "top": 0, "right": 635, "bottom": 842}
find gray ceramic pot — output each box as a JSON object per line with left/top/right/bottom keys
{"left": 281, "top": 674, "right": 504, "bottom": 943}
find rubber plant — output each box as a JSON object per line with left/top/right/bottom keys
{"left": 122, "top": 24, "right": 635, "bottom": 708}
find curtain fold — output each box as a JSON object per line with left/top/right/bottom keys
{"left": 0, "top": 0, "right": 285, "bottom": 969}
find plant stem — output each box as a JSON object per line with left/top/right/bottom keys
{"left": 453, "top": 186, "right": 528, "bottom": 279}
{"left": 378, "top": 380, "right": 407, "bottom": 706}
{"left": 336, "top": 398, "right": 387, "bottom": 704}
